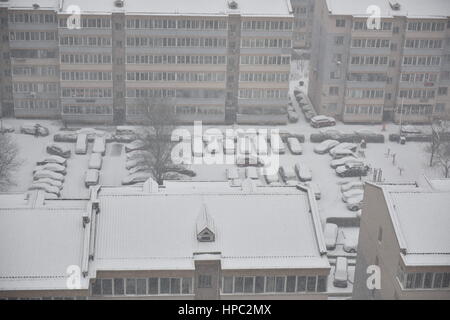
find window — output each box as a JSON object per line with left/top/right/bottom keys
{"left": 296, "top": 276, "right": 306, "bottom": 292}
{"left": 378, "top": 227, "right": 383, "bottom": 243}
{"left": 244, "top": 277, "right": 254, "bottom": 293}
{"left": 255, "top": 277, "right": 265, "bottom": 293}
{"left": 199, "top": 275, "right": 212, "bottom": 288}
{"left": 234, "top": 277, "right": 244, "bottom": 293}
{"left": 223, "top": 277, "right": 233, "bottom": 293}
{"left": 148, "top": 278, "right": 158, "bottom": 294}
{"left": 102, "top": 279, "right": 112, "bottom": 295}
{"left": 182, "top": 278, "right": 193, "bottom": 294}
{"left": 335, "top": 36, "right": 344, "bottom": 45}
{"left": 329, "top": 87, "right": 339, "bottom": 96}
{"left": 126, "top": 279, "right": 136, "bottom": 295}
{"left": 275, "top": 276, "right": 285, "bottom": 292}
{"left": 306, "top": 276, "right": 317, "bottom": 292}
{"left": 114, "top": 279, "right": 124, "bottom": 295}
{"left": 160, "top": 278, "right": 170, "bottom": 293}
{"left": 336, "top": 19, "right": 346, "bottom": 27}
{"left": 136, "top": 279, "right": 147, "bottom": 295}
{"left": 286, "top": 276, "right": 296, "bottom": 292}
{"left": 438, "top": 87, "right": 448, "bottom": 96}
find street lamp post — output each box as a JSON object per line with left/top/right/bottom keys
{"left": 398, "top": 97, "right": 405, "bottom": 141}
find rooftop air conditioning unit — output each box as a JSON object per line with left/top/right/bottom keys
{"left": 32, "top": 3, "right": 40, "bottom": 9}
{"left": 114, "top": 0, "right": 124, "bottom": 8}
{"left": 228, "top": 1, "right": 238, "bottom": 10}
{"left": 389, "top": 1, "right": 401, "bottom": 11}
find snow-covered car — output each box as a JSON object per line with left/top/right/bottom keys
{"left": 302, "top": 182, "right": 321, "bottom": 200}
{"left": 341, "top": 181, "right": 365, "bottom": 193}
{"left": 20, "top": 124, "right": 49, "bottom": 136}
{"left": 324, "top": 223, "right": 338, "bottom": 250}
{"left": 128, "top": 165, "right": 150, "bottom": 175}
{"left": 75, "top": 133, "right": 88, "bottom": 155}
{"left": 310, "top": 115, "right": 336, "bottom": 128}
{"left": 287, "top": 137, "right": 303, "bottom": 155}
{"left": 236, "top": 154, "right": 263, "bottom": 167}
{"left": 88, "top": 153, "right": 103, "bottom": 170}
{"left": 36, "top": 155, "right": 67, "bottom": 166}
{"left": 85, "top": 169, "right": 100, "bottom": 187}
{"left": 314, "top": 140, "right": 340, "bottom": 154}
{"left": 333, "top": 142, "right": 358, "bottom": 152}
{"left": 34, "top": 163, "right": 67, "bottom": 175}
{"left": 0, "top": 124, "right": 14, "bottom": 133}
{"left": 237, "top": 136, "right": 254, "bottom": 155}
{"left": 125, "top": 140, "right": 146, "bottom": 153}
{"left": 334, "top": 257, "right": 348, "bottom": 288}
{"left": 294, "top": 162, "right": 312, "bottom": 182}
{"left": 245, "top": 167, "right": 259, "bottom": 180}
{"left": 342, "top": 189, "right": 364, "bottom": 203}
{"left": 47, "top": 144, "right": 71, "bottom": 158}
{"left": 122, "top": 172, "right": 152, "bottom": 185}
{"left": 336, "top": 163, "right": 370, "bottom": 177}
{"left": 346, "top": 195, "right": 364, "bottom": 211}
{"left": 126, "top": 158, "right": 147, "bottom": 170}
{"left": 270, "top": 135, "right": 286, "bottom": 155}
{"left": 223, "top": 138, "right": 235, "bottom": 155}
{"left": 34, "top": 170, "right": 65, "bottom": 182}
{"left": 330, "top": 148, "right": 356, "bottom": 160}
{"left": 92, "top": 136, "right": 106, "bottom": 155}
{"left": 279, "top": 166, "right": 299, "bottom": 185}
{"left": 34, "top": 178, "right": 63, "bottom": 189}
{"left": 226, "top": 168, "right": 239, "bottom": 180}
{"left": 253, "top": 135, "right": 268, "bottom": 156}
{"left": 287, "top": 110, "right": 299, "bottom": 123}
{"left": 401, "top": 125, "right": 422, "bottom": 135}
{"left": 116, "top": 126, "right": 138, "bottom": 136}
{"left": 330, "top": 156, "right": 364, "bottom": 169}
{"left": 29, "top": 183, "right": 60, "bottom": 197}
{"left": 264, "top": 173, "right": 280, "bottom": 185}
{"left": 126, "top": 150, "right": 151, "bottom": 161}
{"left": 343, "top": 232, "right": 358, "bottom": 253}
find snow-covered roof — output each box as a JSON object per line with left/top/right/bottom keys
{"left": 425, "top": 178, "right": 450, "bottom": 192}
{"left": 6, "top": 0, "right": 293, "bottom": 17}
{"left": 326, "top": 0, "right": 450, "bottom": 19}
{"left": 383, "top": 188, "right": 450, "bottom": 266}
{"left": 92, "top": 183, "right": 329, "bottom": 271}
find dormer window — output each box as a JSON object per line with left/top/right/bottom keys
{"left": 196, "top": 203, "right": 216, "bottom": 242}
{"left": 197, "top": 228, "right": 215, "bottom": 242}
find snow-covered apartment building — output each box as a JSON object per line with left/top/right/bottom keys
{"left": 308, "top": 0, "right": 450, "bottom": 124}
{"left": 290, "top": 0, "right": 314, "bottom": 49}
{"left": 353, "top": 182, "right": 450, "bottom": 299}
{"left": 0, "top": 180, "right": 331, "bottom": 300}
{"left": 0, "top": 0, "right": 293, "bottom": 125}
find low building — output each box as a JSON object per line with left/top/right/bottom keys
{"left": 353, "top": 182, "right": 450, "bottom": 299}
{"left": 0, "top": 179, "right": 330, "bottom": 300}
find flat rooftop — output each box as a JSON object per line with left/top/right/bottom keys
{"left": 326, "top": 0, "right": 450, "bottom": 18}
{"left": 93, "top": 182, "right": 329, "bottom": 271}
{"left": 7, "top": 0, "right": 293, "bottom": 17}
{"left": 385, "top": 189, "right": 450, "bottom": 266}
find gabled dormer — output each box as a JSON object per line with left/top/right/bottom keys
{"left": 196, "top": 203, "right": 215, "bottom": 242}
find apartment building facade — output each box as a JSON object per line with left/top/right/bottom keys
{"left": 309, "top": 0, "right": 450, "bottom": 124}
{"left": 0, "top": 0, "right": 293, "bottom": 125}
{"left": 0, "top": 180, "right": 331, "bottom": 300}
{"left": 290, "top": 0, "right": 314, "bottom": 49}
{"left": 353, "top": 182, "right": 450, "bottom": 300}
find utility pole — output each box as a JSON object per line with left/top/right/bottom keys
{"left": 398, "top": 97, "right": 405, "bottom": 141}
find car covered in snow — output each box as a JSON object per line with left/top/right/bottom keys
{"left": 310, "top": 115, "right": 336, "bottom": 128}
{"left": 36, "top": 155, "right": 67, "bottom": 166}
{"left": 33, "top": 170, "right": 65, "bottom": 182}
{"left": 314, "top": 140, "right": 340, "bottom": 154}
{"left": 342, "top": 189, "right": 364, "bottom": 203}
{"left": 340, "top": 181, "right": 365, "bottom": 193}
{"left": 122, "top": 172, "right": 152, "bottom": 185}
{"left": 330, "top": 156, "right": 364, "bottom": 169}
{"left": 245, "top": 167, "right": 259, "bottom": 180}
{"left": 34, "top": 178, "right": 63, "bottom": 189}
{"left": 343, "top": 232, "right": 358, "bottom": 253}
{"left": 125, "top": 140, "right": 146, "bottom": 153}
{"left": 264, "top": 173, "right": 280, "bottom": 185}
{"left": 324, "top": 223, "right": 338, "bottom": 250}
{"left": 287, "top": 109, "right": 299, "bottom": 123}
{"left": 333, "top": 142, "right": 358, "bottom": 152}
{"left": 287, "top": 137, "right": 303, "bottom": 155}
{"left": 20, "top": 124, "right": 49, "bottom": 137}
{"left": 85, "top": 169, "right": 100, "bottom": 187}
{"left": 294, "top": 162, "right": 312, "bottom": 182}
{"left": 336, "top": 163, "right": 370, "bottom": 177}
{"left": 46, "top": 144, "right": 71, "bottom": 158}
{"left": 88, "top": 153, "right": 103, "bottom": 170}
{"left": 330, "top": 148, "right": 356, "bottom": 160}
{"left": 279, "top": 166, "right": 299, "bottom": 185}
{"left": 126, "top": 158, "right": 147, "bottom": 170}
{"left": 270, "top": 134, "right": 286, "bottom": 155}
{"left": 128, "top": 165, "right": 150, "bottom": 175}
{"left": 346, "top": 195, "right": 364, "bottom": 211}
{"left": 334, "top": 257, "right": 348, "bottom": 288}
{"left": 92, "top": 136, "right": 106, "bottom": 155}
{"left": 29, "top": 183, "right": 61, "bottom": 197}
{"left": 223, "top": 138, "right": 235, "bottom": 155}
{"left": 236, "top": 154, "right": 263, "bottom": 167}
{"left": 126, "top": 150, "right": 151, "bottom": 161}
{"left": 0, "top": 124, "right": 14, "bottom": 133}
{"left": 34, "top": 163, "right": 67, "bottom": 175}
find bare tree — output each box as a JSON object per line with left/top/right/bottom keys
{"left": 425, "top": 120, "right": 450, "bottom": 167}
{"left": 138, "top": 98, "right": 192, "bottom": 185}
{"left": 435, "top": 141, "right": 450, "bottom": 178}
{"left": 0, "top": 134, "right": 21, "bottom": 191}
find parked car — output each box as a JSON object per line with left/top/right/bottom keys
{"left": 88, "top": 153, "right": 103, "bottom": 170}
{"left": 29, "top": 183, "right": 60, "bottom": 197}
{"left": 191, "top": 139, "right": 204, "bottom": 157}
{"left": 341, "top": 181, "right": 365, "bottom": 193}
{"left": 85, "top": 169, "right": 100, "bottom": 187}
{"left": 37, "top": 155, "right": 67, "bottom": 166}
{"left": 34, "top": 163, "right": 67, "bottom": 175}
{"left": 294, "top": 162, "right": 312, "bottom": 182}
{"left": 128, "top": 165, "right": 150, "bottom": 175}
{"left": 0, "top": 124, "right": 14, "bottom": 133}
{"left": 342, "top": 189, "right": 364, "bottom": 203}
{"left": 334, "top": 257, "right": 348, "bottom": 288}
{"left": 264, "top": 173, "right": 280, "bottom": 185}
{"left": 270, "top": 134, "right": 286, "bottom": 154}
{"left": 20, "top": 124, "right": 49, "bottom": 136}
{"left": 116, "top": 126, "right": 138, "bottom": 136}
{"left": 245, "top": 167, "right": 259, "bottom": 180}
{"left": 302, "top": 182, "right": 321, "bottom": 200}
{"left": 401, "top": 125, "right": 422, "bottom": 135}
{"left": 223, "top": 138, "right": 235, "bottom": 155}
{"left": 330, "top": 156, "right": 363, "bottom": 169}
{"left": 333, "top": 142, "right": 358, "bottom": 152}
{"left": 125, "top": 140, "right": 146, "bottom": 153}
{"left": 314, "top": 140, "right": 340, "bottom": 154}
{"left": 336, "top": 163, "right": 370, "bottom": 177}
{"left": 254, "top": 135, "right": 268, "bottom": 156}
{"left": 343, "top": 232, "right": 358, "bottom": 253}
{"left": 310, "top": 115, "right": 336, "bottom": 128}
{"left": 287, "top": 137, "right": 303, "bottom": 155}
{"left": 92, "top": 136, "right": 106, "bottom": 155}
{"left": 324, "top": 223, "right": 338, "bottom": 250}
{"left": 126, "top": 158, "right": 147, "bottom": 170}
{"left": 122, "top": 172, "right": 152, "bottom": 185}
{"left": 346, "top": 195, "right": 364, "bottom": 211}
{"left": 237, "top": 136, "right": 254, "bottom": 155}
{"left": 34, "top": 178, "right": 63, "bottom": 189}
{"left": 236, "top": 154, "right": 263, "bottom": 167}
{"left": 126, "top": 150, "right": 151, "bottom": 161}
{"left": 47, "top": 144, "right": 71, "bottom": 158}
{"left": 75, "top": 133, "right": 88, "bottom": 155}
{"left": 226, "top": 168, "right": 239, "bottom": 180}
{"left": 33, "top": 170, "right": 65, "bottom": 182}
{"left": 330, "top": 148, "right": 356, "bottom": 160}
{"left": 279, "top": 166, "right": 298, "bottom": 185}
{"left": 287, "top": 110, "right": 299, "bottom": 123}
